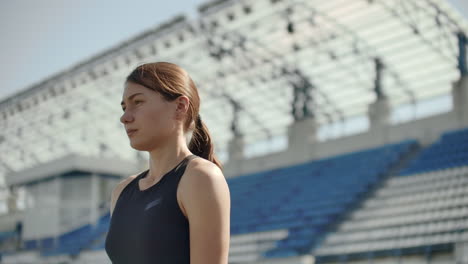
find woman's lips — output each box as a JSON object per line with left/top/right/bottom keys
{"left": 127, "top": 129, "right": 138, "bottom": 137}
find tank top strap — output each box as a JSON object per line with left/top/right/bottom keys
{"left": 137, "top": 154, "right": 197, "bottom": 180}
{"left": 173, "top": 154, "right": 198, "bottom": 175}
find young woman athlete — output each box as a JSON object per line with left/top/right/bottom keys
{"left": 105, "top": 61, "right": 230, "bottom": 264}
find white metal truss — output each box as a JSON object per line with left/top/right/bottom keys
{"left": 0, "top": 0, "right": 467, "bottom": 187}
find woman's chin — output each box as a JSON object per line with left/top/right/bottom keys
{"left": 129, "top": 139, "right": 147, "bottom": 151}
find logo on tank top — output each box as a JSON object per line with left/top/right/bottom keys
{"left": 144, "top": 198, "right": 163, "bottom": 211}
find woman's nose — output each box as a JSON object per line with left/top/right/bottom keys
{"left": 120, "top": 111, "right": 133, "bottom": 124}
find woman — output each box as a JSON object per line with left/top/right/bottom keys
{"left": 105, "top": 62, "right": 231, "bottom": 264}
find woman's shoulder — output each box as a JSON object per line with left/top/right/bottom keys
{"left": 180, "top": 156, "right": 227, "bottom": 196}
{"left": 110, "top": 171, "right": 145, "bottom": 215}
{"left": 116, "top": 171, "right": 144, "bottom": 191}
{"left": 177, "top": 156, "right": 230, "bottom": 230}
{"left": 186, "top": 156, "right": 223, "bottom": 177}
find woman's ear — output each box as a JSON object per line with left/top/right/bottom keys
{"left": 174, "top": 95, "right": 190, "bottom": 120}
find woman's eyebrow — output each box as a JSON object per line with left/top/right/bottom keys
{"left": 120, "top": 93, "right": 144, "bottom": 105}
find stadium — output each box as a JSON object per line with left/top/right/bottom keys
{"left": 1, "top": 0, "right": 468, "bottom": 263}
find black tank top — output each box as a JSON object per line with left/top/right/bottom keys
{"left": 105, "top": 154, "right": 198, "bottom": 264}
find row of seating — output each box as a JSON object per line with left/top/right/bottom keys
{"left": 353, "top": 194, "right": 468, "bottom": 220}
{"left": 315, "top": 230, "right": 468, "bottom": 255}
{"left": 21, "top": 213, "right": 110, "bottom": 256}
{"left": 13, "top": 139, "right": 416, "bottom": 259}
{"left": 314, "top": 126, "right": 468, "bottom": 260}
{"left": 228, "top": 140, "right": 418, "bottom": 258}
{"left": 325, "top": 218, "right": 468, "bottom": 244}
{"left": 399, "top": 127, "right": 468, "bottom": 175}
{"left": 12, "top": 126, "right": 468, "bottom": 261}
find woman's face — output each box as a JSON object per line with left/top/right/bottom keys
{"left": 120, "top": 81, "right": 179, "bottom": 151}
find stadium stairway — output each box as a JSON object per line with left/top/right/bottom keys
{"left": 313, "top": 127, "right": 468, "bottom": 263}
{"left": 37, "top": 212, "right": 110, "bottom": 257}
{"left": 82, "top": 213, "right": 111, "bottom": 251}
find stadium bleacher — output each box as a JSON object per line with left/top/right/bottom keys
{"left": 20, "top": 212, "right": 112, "bottom": 258}
{"left": 399, "top": 127, "right": 468, "bottom": 175}
{"left": 15, "top": 139, "right": 418, "bottom": 262}
{"left": 7, "top": 128, "right": 468, "bottom": 263}
{"left": 226, "top": 139, "right": 419, "bottom": 261}
{"left": 314, "top": 126, "right": 468, "bottom": 263}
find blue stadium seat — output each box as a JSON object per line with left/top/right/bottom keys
{"left": 34, "top": 139, "right": 418, "bottom": 259}
{"left": 227, "top": 139, "right": 418, "bottom": 258}
{"left": 399, "top": 127, "right": 468, "bottom": 175}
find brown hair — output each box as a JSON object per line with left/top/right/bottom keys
{"left": 125, "top": 61, "right": 223, "bottom": 171}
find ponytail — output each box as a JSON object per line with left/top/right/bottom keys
{"left": 188, "top": 114, "right": 223, "bottom": 171}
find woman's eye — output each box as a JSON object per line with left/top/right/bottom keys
{"left": 122, "top": 101, "right": 142, "bottom": 111}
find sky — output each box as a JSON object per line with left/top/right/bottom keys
{"left": 0, "top": 0, "right": 206, "bottom": 101}
{"left": 0, "top": 0, "right": 467, "bottom": 102}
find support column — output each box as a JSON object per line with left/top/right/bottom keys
{"left": 7, "top": 186, "right": 18, "bottom": 213}
{"left": 451, "top": 75, "right": 468, "bottom": 127}
{"left": 287, "top": 117, "right": 318, "bottom": 156}
{"left": 227, "top": 98, "right": 243, "bottom": 163}
{"left": 367, "top": 97, "right": 391, "bottom": 145}
{"left": 370, "top": 57, "right": 388, "bottom": 128}
{"left": 226, "top": 134, "right": 245, "bottom": 178}
{"left": 368, "top": 56, "right": 391, "bottom": 144}
{"left": 455, "top": 240, "right": 468, "bottom": 264}
{"left": 368, "top": 97, "right": 391, "bottom": 128}
{"left": 228, "top": 134, "right": 244, "bottom": 162}
{"left": 90, "top": 173, "right": 99, "bottom": 226}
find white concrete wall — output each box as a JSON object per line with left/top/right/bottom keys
{"left": 223, "top": 110, "right": 461, "bottom": 179}
{"left": 22, "top": 177, "right": 60, "bottom": 240}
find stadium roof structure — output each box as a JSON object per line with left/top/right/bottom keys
{"left": 1, "top": 0, "right": 468, "bottom": 186}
